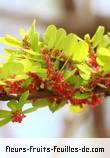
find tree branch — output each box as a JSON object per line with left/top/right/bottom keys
{"left": 0, "top": 90, "right": 59, "bottom": 101}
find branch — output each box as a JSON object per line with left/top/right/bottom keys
{"left": 0, "top": 90, "right": 59, "bottom": 101}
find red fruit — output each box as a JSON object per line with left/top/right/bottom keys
{"left": 12, "top": 112, "right": 26, "bottom": 123}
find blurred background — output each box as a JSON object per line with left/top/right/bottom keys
{"left": 0, "top": 0, "right": 110, "bottom": 138}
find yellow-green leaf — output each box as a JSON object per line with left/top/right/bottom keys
{"left": 69, "top": 105, "right": 85, "bottom": 113}
{"left": 72, "top": 41, "right": 89, "bottom": 63}
{"left": 91, "top": 26, "right": 105, "bottom": 48}
{"left": 77, "top": 63, "right": 91, "bottom": 80}
{"left": 44, "top": 25, "right": 57, "bottom": 49}
{"left": 0, "top": 117, "right": 11, "bottom": 126}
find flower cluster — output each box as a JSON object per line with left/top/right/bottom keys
{"left": 28, "top": 72, "right": 43, "bottom": 92}
{"left": 7, "top": 81, "right": 24, "bottom": 94}
{"left": 0, "top": 21, "right": 110, "bottom": 126}
{"left": 12, "top": 111, "right": 26, "bottom": 123}
{"left": 43, "top": 52, "right": 74, "bottom": 100}
{"left": 50, "top": 71, "right": 74, "bottom": 99}
{"left": 87, "top": 51, "right": 99, "bottom": 72}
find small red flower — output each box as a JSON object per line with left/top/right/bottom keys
{"left": 87, "top": 94, "right": 102, "bottom": 107}
{"left": 87, "top": 52, "right": 99, "bottom": 72}
{"left": 52, "top": 80, "right": 74, "bottom": 98}
{"left": 43, "top": 53, "right": 53, "bottom": 75}
{"left": 8, "top": 81, "right": 23, "bottom": 94}
{"left": 12, "top": 111, "right": 26, "bottom": 123}
{"left": 70, "top": 98, "right": 87, "bottom": 105}
{"left": 49, "top": 70, "right": 64, "bottom": 83}
{"left": 43, "top": 52, "right": 74, "bottom": 100}
{"left": 28, "top": 72, "right": 43, "bottom": 92}
{"left": 104, "top": 77, "right": 110, "bottom": 85}
{"left": 90, "top": 76, "right": 102, "bottom": 87}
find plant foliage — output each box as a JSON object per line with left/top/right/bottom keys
{"left": 0, "top": 20, "right": 110, "bottom": 126}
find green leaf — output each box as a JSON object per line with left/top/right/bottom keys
{"left": 67, "top": 75, "right": 84, "bottom": 88}
{"left": 54, "top": 60, "right": 60, "bottom": 69}
{"left": 96, "top": 47, "right": 110, "bottom": 73}
{"left": 23, "top": 49, "right": 41, "bottom": 56}
{"left": 74, "top": 92, "right": 90, "bottom": 99}
{"left": 21, "top": 78, "right": 32, "bottom": 88}
{"left": 63, "top": 69, "right": 76, "bottom": 81}
{"left": 36, "top": 68, "right": 47, "bottom": 79}
{"left": 63, "top": 33, "right": 77, "bottom": 58}
{"left": 0, "top": 117, "right": 11, "bottom": 126}
{"left": 7, "top": 101, "right": 19, "bottom": 111}
{"left": 0, "top": 110, "right": 11, "bottom": 118}
{"left": 73, "top": 34, "right": 83, "bottom": 41}
{"left": 44, "top": 25, "right": 57, "bottom": 49}
{"left": 54, "top": 28, "right": 66, "bottom": 50}
{"left": 72, "top": 41, "right": 89, "bottom": 63}
{"left": 19, "top": 59, "right": 32, "bottom": 72}
{"left": 31, "top": 65, "right": 42, "bottom": 72}
{"left": 77, "top": 63, "right": 91, "bottom": 80}
{"left": 4, "top": 49, "right": 24, "bottom": 61}
{"left": 23, "top": 106, "right": 39, "bottom": 114}
{"left": 49, "top": 101, "right": 65, "bottom": 113}
{"left": 0, "top": 35, "right": 21, "bottom": 48}
{"left": 28, "top": 20, "right": 39, "bottom": 51}
{"left": 0, "top": 61, "right": 24, "bottom": 79}
{"left": 19, "top": 28, "right": 26, "bottom": 38}
{"left": 23, "top": 98, "right": 49, "bottom": 114}
{"left": 91, "top": 26, "right": 105, "bottom": 48}
{"left": 69, "top": 105, "right": 84, "bottom": 113}
{"left": 19, "top": 91, "right": 29, "bottom": 108}
{"left": 31, "top": 32, "right": 39, "bottom": 51}
{"left": 96, "top": 47, "right": 110, "bottom": 65}
{"left": 4, "top": 48, "right": 16, "bottom": 55}
{"left": 28, "top": 20, "right": 36, "bottom": 38}
{"left": 7, "top": 74, "right": 29, "bottom": 81}
{"left": 33, "top": 98, "right": 49, "bottom": 107}
{"left": 99, "top": 35, "right": 110, "bottom": 48}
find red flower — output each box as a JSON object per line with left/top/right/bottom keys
{"left": 43, "top": 52, "right": 74, "bottom": 99}
{"left": 101, "top": 74, "right": 110, "bottom": 86}
{"left": 70, "top": 98, "right": 87, "bottom": 105}
{"left": 87, "top": 94, "right": 102, "bottom": 107}
{"left": 28, "top": 72, "right": 43, "bottom": 92}
{"left": 52, "top": 82, "right": 74, "bottom": 98}
{"left": 12, "top": 112, "right": 26, "bottom": 123}
{"left": 87, "top": 52, "right": 99, "bottom": 72}
{"left": 43, "top": 53, "right": 53, "bottom": 75}
{"left": 49, "top": 70, "right": 64, "bottom": 83}
{"left": 90, "top": 76, "right": 102, "bottom": 87}
{"left": 8, "top": 81, "right": 24, "bottom": 94}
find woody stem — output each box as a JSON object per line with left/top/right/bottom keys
{"left": 0, "top": 90, "right": 59, "bottom": 101}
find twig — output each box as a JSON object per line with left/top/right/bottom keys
{"left": 0, "top": 90, "right": 59, "bottom": 101}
